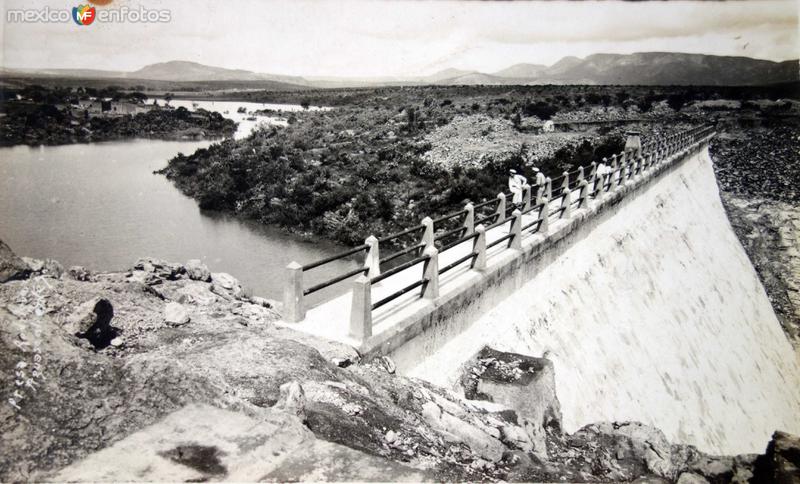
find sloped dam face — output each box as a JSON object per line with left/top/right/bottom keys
{"left": 398, "top": 146, "right": 800, "bottom": 455}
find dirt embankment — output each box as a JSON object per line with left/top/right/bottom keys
{"left": 711, "top": 126, "right": 800, "bottom": 349}
{"left": 1, "top": 241, "right": 797, "bottom": 482}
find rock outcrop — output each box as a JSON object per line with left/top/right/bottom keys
{"left": 459, "top": 347, "right": 561, "bottom": 458}
{"left": 0, "top": 241, "right": 31, "bottom": 283}
{"left": 1, "top": 242, "right": 796, "bottom": 482}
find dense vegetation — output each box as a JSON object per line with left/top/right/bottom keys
{"left": 0, "top": 85, "right": 235, "bottom": 146}
{"left": 159, "top": 82, "right": 798, "bottom": 245}
{"left": 159, "top": 86, "right": 687, "bottom": 245}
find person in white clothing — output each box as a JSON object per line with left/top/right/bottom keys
{"left": 508, "top": 169, "right": 528, "bottom": 208}
{"left": 532, "top": 167, "right": 546, "bottom": 186}
{"left": 595, "top": 163, "right": 611, "bottom": 191}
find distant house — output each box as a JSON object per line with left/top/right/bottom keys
{"left": 74, "top": 99, "right": 148, "bottom": 117}
{"left": 110, "top": 102, "right": 146, "bottom": 115}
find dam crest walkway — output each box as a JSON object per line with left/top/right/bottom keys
{"left": 279, "top": 126, "right": 716, "bottom": 356}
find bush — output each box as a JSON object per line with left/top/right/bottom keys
{"left": 522, "top": 101, "right": 558, "bottom": 120}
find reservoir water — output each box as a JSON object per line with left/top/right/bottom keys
{"left": 0, "top": 101, "right": 355, "bottom": 302}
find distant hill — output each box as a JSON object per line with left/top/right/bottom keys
{"left": 493, "top": 63, "right": 547, "bottom": 79}
{"left": 543, "top": 56, "right": 584, "bottom": 77}
{"left": 3, "top": 53, "right": 797, "bottom": 89}
{"left": 422, "top": 68, "right": 479, "bottom": 83}
{"left": 428, "top": 53, "right": 798, "bottom": 86}
{"left": 435, "top": 72, "right": 514, "bottom": 86}
{"left": 130, "top": 61, "right": 264, "bottom": 81}
{"left": 533, "top": 53, "right": 799, "bottom": 86}
{"left": 2, "top": 68, "right": 127, "bottom": 79}
{"left": 1, "top": 61, "right": 309, "bottom": 91}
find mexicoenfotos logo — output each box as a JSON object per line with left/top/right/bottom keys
{"left": 6, "top": 3, "right": 171, "bottom": 24}
{"left": 72, "top": 5, "right": 96, "bottom": 25}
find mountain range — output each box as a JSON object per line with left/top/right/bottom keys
{"left": 3, "top": 53, "right": 797, "bottom": 88}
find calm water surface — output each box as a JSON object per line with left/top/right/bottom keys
{"left": 0, "top": 101, "right": 354, "bottom": 302}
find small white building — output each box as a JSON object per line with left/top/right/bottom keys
{"left": 542, "top": 120, "right": 555, "bottom": 133}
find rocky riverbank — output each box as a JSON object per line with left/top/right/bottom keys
{"left": 1, "top": 241, "right": 798, "bottom": 482}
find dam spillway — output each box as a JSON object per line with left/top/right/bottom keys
{"left": 398, "top": 144, "right": 800, "bottom": 455}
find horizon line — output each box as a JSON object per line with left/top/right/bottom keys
{"left": 1, "top": 51, "right": 798, "bottom": 80}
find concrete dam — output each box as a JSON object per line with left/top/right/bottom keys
{"left": 282, "top": 127, "right": 800, "bottom": 456}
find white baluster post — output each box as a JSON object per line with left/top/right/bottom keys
{"left": 473, "top": 224, "right": 487, "bottom": 271}
{"left": 422, "top": 247, "right": 439, "bottom": 299}
{"left": 364, "top": 235, "right": 380, "bottom": 278}
{"left": 283, "top": 261, "right": 304, "bottom": 323}
{"left": 349, "top": 275, "right": 372, "bottom": 340}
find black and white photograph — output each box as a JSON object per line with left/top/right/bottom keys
{"left": 1, "top": 0, "right": 799, "bottom": 482}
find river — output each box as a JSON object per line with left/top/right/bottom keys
{"left": 0, "top": 100, "right": 355, "bottom": 303}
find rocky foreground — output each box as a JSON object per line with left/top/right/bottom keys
{"left": 1, "top": 240, "right": 798, "bottom": 482}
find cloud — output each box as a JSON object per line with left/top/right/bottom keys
{"left": 1, "top": 0, "right": 797, "bottom": 76}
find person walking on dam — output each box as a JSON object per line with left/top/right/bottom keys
{"left": 509, "top": 168, "right": 528, "bottom": 207}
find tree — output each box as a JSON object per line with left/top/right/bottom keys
{"left": 511, "top": 111, "right": 522, "bottom": 130}
{"left": 164, "top": 92, "right": 174, "bottom": 105}
{"left": 666, "top": 93, "right": 688, "bottom": 111}
{"left": 406, "top": 107, "right": 417, "bottom": 132}
{"left": 522, "top": 101, "right": 558, "bottom": 120}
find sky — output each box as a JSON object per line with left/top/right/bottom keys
{"left": 1, "top": 0, "right": 797, "bottom": 77}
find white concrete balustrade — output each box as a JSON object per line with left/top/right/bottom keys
{"left": 281, "top": 126, "right": 715, "bottom": 354}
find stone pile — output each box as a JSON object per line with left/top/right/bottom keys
{"left": 710, "top": 126, "right": 800, "bottom": 203}
{"left": 420, "top": 114, "right": 522, "bottom": 170}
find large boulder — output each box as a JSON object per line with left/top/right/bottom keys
{"left": 164, "top": 301, "right": 190, "bottom": 326}
{"left": 459, "top": 347, "right": 561, "bottom": 457}
{"left": 751, "top": 431, "right": 800, "bottom": 483}
{"left": 420, "top": 400, "right": 506, "bottom": 461}
{"left": 134, "top": 257, "right": 186, "bottom": 281}
{"left": 20, "top": 257, "right": 63, "bottom": 277}
{"left": 211, "top": 272, "right": 244, "bottom": 298}
{"left": 67, "top": 266, "right": 93, "bottom": 281}
{"left": 0, "top": 240, "right": 31, "bottom": 283}
{"left": 771, "top": 431, "right": 800, "bottom": 483}
{"left": 185, "top": 259, "right": 211, "bottom": 282}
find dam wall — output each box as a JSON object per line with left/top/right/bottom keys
{"left": 397, "top": 145, "right": 800, "bottom": 455}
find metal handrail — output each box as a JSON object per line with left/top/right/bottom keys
{"left": 304, "top": 266, "right": 367, "bottom": 296}
{"left": 521, "top": 201, "right": 546, "bottom": 216}
{"left": 473, "top": 197, "right": 501, "bottom": 210}
{"left": 434, "top": 225, "right": 467, "bottom": 243}
{"left": 439, "top": 251, "right": 479, "bottom": 276}
{"left": 439, "top": 230, "right": 480, "bottom": 253}
{"left": 302, "top": 244, "right": 369, "bottom": 271}
{"left": 432, "top": 209, "right": 468, "bottom": 226}
{"left": 522, "top": 217, "right": 543, "bottom": 232}
{"left": 372, "top": 278, "right": 427, "bottom": 310}
{"left": 371, "top": 254, "right": 430, "bottom": 284}
{"left": 487, "top": 214, "right": 513, "bottom": 231}
{"left": 381, "top": 243, "right": 424, "bottom": 266}
{"left": 487, "top": 232, "right": 514, "bottom": 250}
{"left": 475, "top": 212, "right": 500, "bottom": 227}
{"left": 378, "top": 224, "right": 425, "bottom": 244}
